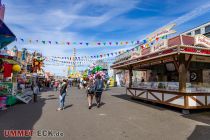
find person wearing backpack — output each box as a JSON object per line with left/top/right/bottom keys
{"left": 57, "top": 79, "right": 68, "bottom": 111}
{"left": 94, "top": 75, "right": 104, "bottom": 108}
{"left": 86, "top": 79, "right": 95, "bottom": 109}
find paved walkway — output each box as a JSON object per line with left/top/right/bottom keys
{"left": 0, "top": 87, "right": 210, "bottom": 140}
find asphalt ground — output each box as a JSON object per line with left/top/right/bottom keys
{"left": 0, "top": 87, "right": 210, "bottom": 140}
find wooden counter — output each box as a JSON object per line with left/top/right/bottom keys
{"left": 127, "top": 87, "right": 210, "bottom": 109}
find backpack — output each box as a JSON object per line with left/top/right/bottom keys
{"left": 60, "top": 83, "right": 67, "bottom": 94}
{"left": 96, "top": 79, "right": 103, "bottom": 92}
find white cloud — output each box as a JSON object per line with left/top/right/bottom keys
{"left": 169, "top": 2, "right": 210, "bottom": 25}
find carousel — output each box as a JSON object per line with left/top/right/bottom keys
{"left": 112, "top": 34, "right": 210, "bottom": 113}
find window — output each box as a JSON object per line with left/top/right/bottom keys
{"left": 186, "top": 32, "right": 191, "bottom": 35}
{"left": 205, "top": 25, "right": 210, "bottom": 33}
{"left": 195, "top": 29, "right": 201, "bottom": 35}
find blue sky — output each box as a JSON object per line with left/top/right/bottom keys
{"left": 3, "top": 0, "right": 210, "bottom": 76}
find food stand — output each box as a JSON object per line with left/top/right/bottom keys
{"left": 111, "top": 34, "right": 210, "bottom": 112}
{"left": 0, "top": 19, "right": 18, "bottom": 109}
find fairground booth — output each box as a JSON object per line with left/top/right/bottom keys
{"left": 0, "top": 19, "right": 21, "bottom": 109}
{"left": 111, "top": 25, "right": 210, "bottom": 113}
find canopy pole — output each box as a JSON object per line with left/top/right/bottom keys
{"left": 178, "top": 54, "right": 187, "bottom": 92}
{"left": 128, "top": 66, "right": 133, "bottom": 88}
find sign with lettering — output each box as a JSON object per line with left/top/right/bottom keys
{"left": 131, "top": 52, "right": 140, "bottom": 59}
{"left": 186, "top": 55, "right": 210, "bottom": 63}
{"left": 146, "top": 23, "right": 176, "bottom": 42}
{"left": 141, "top": 47, "right": 151, "bottom": 56}
{"left": 153, "top": 39, "right": 168, "bottom": 52}
{"left": 195, "top": 34, "right": 210, "bottom": 48}
{"left": 16, "top": 93, "right": 32, "bottom": 104}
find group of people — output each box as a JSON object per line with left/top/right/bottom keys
{"left": 86, "top": 75, "right": 104, "bottom": 109}
{"left": 56, "top": 75, "right": 105, "bottom": 111}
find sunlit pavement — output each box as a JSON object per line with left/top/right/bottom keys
{"left": 0, "top": 87, "right": 210, "bottom": 140}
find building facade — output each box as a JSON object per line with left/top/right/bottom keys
{"left": 181, "top": 21, "right": 210, "bottom": 37}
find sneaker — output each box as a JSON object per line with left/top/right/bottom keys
{"left": 57, "top": 108, "right": 62, "bottom": 111}
{"left": 97, "top": 103, "right": 100, "bottom": 108}
{"left": 88, "top": 106, "right": 91, "bottom": 109}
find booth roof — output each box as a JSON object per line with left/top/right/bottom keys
{"left": 0, "top": 19, "right": 16, "bottom": 49}
{"left": 2, "top": 58, "right": 19, "bottom": 64}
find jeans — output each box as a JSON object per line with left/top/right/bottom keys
{"left": 95, "top": 92, "right": 102, "bottom": 104}
{"left": 33, "top": 94, "right": 37, "bottom": 102}
{"left": 59, "top": 92, "right": 66, "bottom": 109}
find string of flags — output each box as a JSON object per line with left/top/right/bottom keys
{"left": 45, "top": 58, "right": 114, "bottom": 64}
{"left": 43, "top": 34, "right": 167, "bottom": 62}
{"left": 46, "top": 50, "right": 128, "bottom": 60}
{"left": 44, "top": 45, "right": 144, "bottom": 61}
{"left": 15, "top": 35, "right": 167, "bottom": 47}
{"left": 44, "top": 63, "right": 90, "bottom": 67}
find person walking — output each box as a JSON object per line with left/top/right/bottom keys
{"left": 33, "top": 81, "right": 39, "bottom": 102}
{"left": 57, "top": 79, "right": 68, "bottom": 111}
{"left": 37, "top": 80, "right": 41, "bottom": 92}
{"left": 86, "top": 80, "right": 95, "bottom": 109}
{"left": 94, "top": 75, "right": 104, "bottom": 108}
{"left": 54, "top": 80, "right": 59, "bottom": 91}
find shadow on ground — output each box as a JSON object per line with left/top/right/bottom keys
{"left": 64, "top": 104, "right": 73, "bottom": 109}
{"left": 182, "top": 110, "right": 210, "bottom": 125}
{"left": 92, "top": 102, "right": 106, "bottom": 107}
{"left": 0, "top": 93, "right": 46, "bottom": 140}
{"left": 187, "top": 125, "right": 210, "bottom": 140}
{"left": 112, "top": 94, "right": 210, "bottom": 125}
{"left": 112, "top": 94, "right": 182, "bottom": 112}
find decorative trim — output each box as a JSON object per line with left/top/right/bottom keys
{"left": 148, "top": 92, "right": 162, "bottom": 102}
{"left": 165, "top": 95, "right": 183, "bottom": 103}
{"left": 189, "top": 96, "right": 205, "bottom": 106}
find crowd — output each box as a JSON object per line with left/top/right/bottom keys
{"left": 31, "top": 76, "right": 105, "bottom": 111}
{"left": 50, "top": 75, "right": 105, "bottom": 111}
